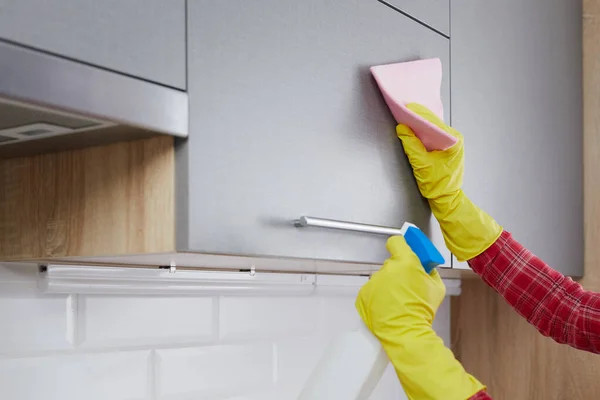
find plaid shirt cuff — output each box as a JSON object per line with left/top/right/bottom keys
{"left": 470, "top": 390, "right": 493, "bottom": 399}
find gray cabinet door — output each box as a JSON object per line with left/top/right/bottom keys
{"left": 0, "top": 0, "right": 186, "bottom": 89}
{"left": 180, "top": 0, "right": 450, "bottom": 265}
{"left": 381, "top": 0, "right": 450, "bottom": 36}
{"left": 450, "top": 0, "right": 583, "bottom": 275}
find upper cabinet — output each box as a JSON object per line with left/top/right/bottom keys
{"left": 6, "top": 0, "right": 582, "bottom": 278}
{"left": 450, "top": 0, "right": 583, "bottom": 275}
{"left": 0, "top": 0, "right": 452, "bottom": 274}
{"left": 178, "top": 0, "right": 451, "bottom": 266}
{"left": 381, "top": 0, "right": 450, "bottom": 36}
{"left": 0, "top": 0, "right": 186, "bottom": 89}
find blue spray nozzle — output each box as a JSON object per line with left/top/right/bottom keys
{"left": 401, "top": 223, "right": 445, "bottom": 274}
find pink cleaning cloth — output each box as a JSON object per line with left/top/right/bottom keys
{"left": 370, "top": 58, "right": 457, "bottom": 151}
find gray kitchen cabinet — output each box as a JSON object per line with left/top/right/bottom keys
{"left": 0, "top": 0, "right": 186, "bottom": 89}
{"left": 178, "top": 0, "right": 451, "bottom": 266}
{"left": 450, "top": 0, "right": 583, "bottom": 275}
{"left": 381, "top": 0, "right": 450, "bottom": 36}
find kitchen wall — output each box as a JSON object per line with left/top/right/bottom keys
{"left": 451, "top": 1, "right": 597, "bottom": 398}
{"left": 0, "top": 263, "right": 452, "bottom": 399}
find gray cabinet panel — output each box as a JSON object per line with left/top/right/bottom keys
{"left": 181, "top": 0, "right": 450, "bottom": 265}
{"left": 0, "top": 0, "right": 186, "bottom": 89}
{"left": 382, "top": 0, "right": 450, "bottom": 36}
{"left": 451, "top": 0, "right": 582, "bottom": 275}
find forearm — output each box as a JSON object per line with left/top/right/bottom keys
{"left": 468, "top": 230, "right": 600, "bottom": 353}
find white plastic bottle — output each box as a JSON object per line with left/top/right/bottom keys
{"left": 297, "top": 323, "right": 390, "bottom": 400}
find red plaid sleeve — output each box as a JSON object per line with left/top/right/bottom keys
{"left": 468, "top": 230, "right": 600, "bottom": 353}
{"left": 469, "top": 390, "right": 493, "bottom": 399}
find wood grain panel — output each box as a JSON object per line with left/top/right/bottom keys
{"left": 451, "top": 282, "right": 600, "bottom": 399}
{"left": 451, "top": 1, "right": 600, "bottom": 398}
{"left": 0, "top": 136, "right": 175, "bottom": 259}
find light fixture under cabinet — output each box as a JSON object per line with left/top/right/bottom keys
{"left": 39, "top": 264, "right": 317, "bottom": 296}
{"left": 38, "top": 264, "right": 461, "bottom": 296}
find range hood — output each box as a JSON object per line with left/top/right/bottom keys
{"left": 0, "top": 40, "right": 188, "bottom": 158}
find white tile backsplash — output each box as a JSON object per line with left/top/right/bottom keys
{"left": 81, "top": 295, "right": 214, "bottom": 348}
{"left": 0, "top": 263, "right": 454, "bottom": 400}
{"left": 0, "top": 351, "right": 150, "bottom": 400}
{"left": 316, "top": 295, "right": 362, "bottom": 336}
{"left": 219, "top": 296, "right": 317, "bottom": 340}
{"left": 0, "top": 293, "right": 73, "bottom": 353}
{"left": 156, "top": 344, "right": 274, "bottom": 399}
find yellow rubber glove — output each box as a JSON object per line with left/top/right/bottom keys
{"left": 397, "top": 103, "right": 502, "bottom": 261}
{"left": 356, "top": 236, "right": 486, "bottom": 400}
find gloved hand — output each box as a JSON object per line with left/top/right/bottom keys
{"left": 356, "top": 236, "right": 486, "bottom": 400}
{"left": 397, "top": 103, "right": 502, "bottom": 261}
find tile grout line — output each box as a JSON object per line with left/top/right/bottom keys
{"left": 66, "top": 294, "right": 80, "bottom": 347}
{"left": 0, "top": 332, "right": 313, "bottom": 360}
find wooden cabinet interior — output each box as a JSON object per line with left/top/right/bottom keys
{"left": 0, "top": 136, "right": 175, "bottom": 260}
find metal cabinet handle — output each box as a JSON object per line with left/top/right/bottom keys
{"left": 294, "top": 216, "right": 407, "bottom": 236}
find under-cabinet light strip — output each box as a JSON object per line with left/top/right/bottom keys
{"left": 38, "top": 264, "right": 461, "bottom": 296}
{"left": 40, "top": 265, "right": 317, "bottom": 296}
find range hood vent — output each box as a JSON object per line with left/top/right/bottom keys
{"left": 0, "top": 40, "right": 188, "bottom": 157}
{"left": 0, "top": 106, "right": 108, "bottom": 146}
